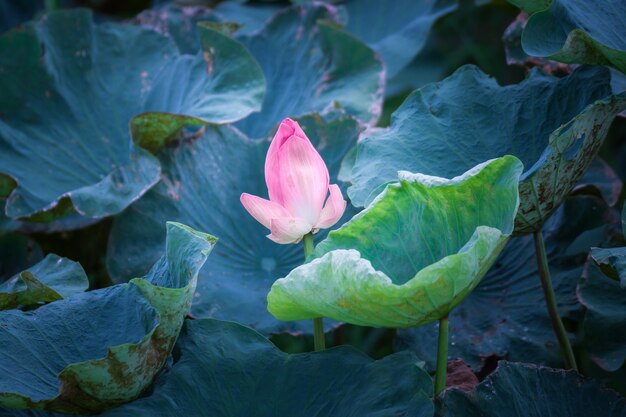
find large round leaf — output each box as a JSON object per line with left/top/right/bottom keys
{"left": 0, "top": 222, "right": 216, "bottom": 413}
{"left": 439, "top": 361, "right": 626, "bottom": 416}
{"left": 0, "top": 9, "right": 264, "bottom": 225}
{"left": 233, "top": 4, "right": 384, "bottom": 137}
{"left": 107, "top": 112, "right": 360, "bottom": 335}
{"left": 349, "top": 65, "right": 625, "bottom": 234}
{"left": 340, "top": 0, "right": 457, "bottom": 78}
{"left": 268, "top": 156, "right": 523, "bottom": 327}
{"left": 0, "top": 319, "right": 434, "bottom": 417}
{"left": 135, "top": 3, "right": 384, "bottom": 138}
{"left": 580, "top": 255, "right": 626, "bottom": 372}
{"left": 0, "top": 254, "right": 88, "bottom": 310}
{"left": 102, "top": 319, "right": 434, "bottom": 417}
{"left": 513, "top": 0, "right": 626, "bottom": 74}
{"left": 396, "top": 194, "right": 618, "bottom": 371}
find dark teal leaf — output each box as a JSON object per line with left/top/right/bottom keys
{"left": 213, "top": 1, "right": 285, "bottom": 35}
{"left": 349, "top": 65, "right": 625, "bottom": 234}
{"left": 396, "top": 195, "right": 617, "bottom": 371}
{"left": 0, "top": 222, "right": 216, "bottom": 413}
{"left": 0, "top": 9, "right": 264, "bottom": 226}
{"left": 340, "top": 0, "right": 457, "bottom": 78}
{"left": 573, "top": 157, "right": 622, "bottom": 207}
{"left": 581, "top": 254, "right": 626, "bottom": 371}
{"left": 101, "top": 319, "right": 434, "bottom": 417}
{"left": 107, "top": 112, "right": 360, "bottom": 335}
{"left": 438, "top": 361, "right": 626, "bottom": 416}
{"left": 0, "top": 254, "right": 88, "bottom": 310}
{"left": 134, "top": 4, "right": 217, "bottom": 54}
{"left": 517, "top": 0, "right": 626, "bottom": 73}
{"left": 234, "top": 4, "right": 384, "bottom": 137}
{"left": 590, "top": 247, "right": 626, "bottom": 288}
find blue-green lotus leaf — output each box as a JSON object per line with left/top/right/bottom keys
{"left": 349, "top": 65, "right": 626, "bottom": 234}
{"left": 268, "top": 156, "right": 523, "bottom": 328}
{"left": 0, "top": 222, "right": 216, "bottom": 413}
{"left": 339, "top": 0, "right": 457, "bottom": 79}
{"left": 213, "top": 1, "right": 284, "bottom": 36}
{"left": 512, "top": 0, "right": 626, "bottom": 73}
{"left": 106, "top": 112, "right": 360, "bottom": 335}
{"left": 101, "top": 319, "right": 434, "bottom": 417}
{"left": 137, "top": 3, "right": 383, "bottom": 138}
{"left": 134, "top": 4, "right": 217, "bottom": 54}
{"left": 439, "top": 361, "right": 626, "bottom": 416}
{"left": 0, "top": 319, "right": 434, "bottom": 417}
{"left": 233, "top": 4, "right": 383, "bottom": 137}
{"left": 0, "top": 254, "right": 88, "bottom": 310}
{"left": 0, "top": 9, "right": 264, "bottom": 225}
{"left": 581, "top": 250, "right": 626, "bottom": 372}
{"left": 396, "top": 194, "right": 616, "bottom": 371}
{"left": 0, "top": 232, "right": 42, "bottom": 281}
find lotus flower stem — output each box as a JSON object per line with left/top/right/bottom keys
{"left": 303, "top": 233, "right": 326, "bottom": 351}
{"left": 434, "top": 315, "right": 449, "bottom": 396}
{"left": 533, "top": 230, "right": 578, "bottom": 371}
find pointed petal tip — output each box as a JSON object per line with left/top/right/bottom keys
{"left": 315, "top": 184, "right": 347, "bottom": 230}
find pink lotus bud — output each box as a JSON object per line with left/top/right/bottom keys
{"left": 241, "top": 118, "right": 347, "bottom": 244}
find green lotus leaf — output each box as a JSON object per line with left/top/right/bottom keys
{"left": 512, "top": 0, "right": 626, "bottom": 74}
{"left": 349, "top": 65, "right": 626, "bottom": 234}
{"left": 396, "top": 194, "right": 616, "bottom": 371}
{"left": 338, "top": 0, "right": 457, "bottom": 79}
{"left": 0, "top": 9, "right": 264, "bottom": 225}
{"left": 0, "top": 319, "right": 434, "bottom": 417}
{"left": 233, "top": 4, "right": 383, "bottom": 137}
{"left": 268, "top": 156, "right": 523, "bottom": 328}
{"left": 439, "top": 361, "right": 626, "bottom": 416}
{"left": 580, "top": 252, "right": 626, "bottom": 372}
{"left": 0, "top": 222, "right": 216, "bottom": 413}
{"left": 0, "top": 254, "right": 88, "bottom": 310}
{"left": 106, "top": 112, "right": 359, "bottom": 335}
{"left": 0, "top": 232, "right": 42, "bottom": 281}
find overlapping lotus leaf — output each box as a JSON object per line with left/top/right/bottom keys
{"left": 0, "top": 254, "right": 88, "bottom": 310}
{"left": 233, "top": 4, "right": 384, "bottom": 137}
{"left": 348, "top": 65, "right": 625, "bottom": 234}
{"left": 0, "top": 9, "right": 264, "bottom": 225}
{"left": 338, "top": 0, "right": 457, "bottom": 79}
{"left": 0, "top": 319, "right": 434, "bottom": 417}
{"left": 580, "top": 250, "right": 626, "bottom": 372}
{"left": 511, "top": 0, "right": 626, "bottom": 73}
{"left": 107, "top": 112, "right": 360, "bottom": 335}
{"left": 102, "top": 319, "right": 434, "bottom": 417}
{"left": 0, "top": 222, "right": 216, "bottom": 413}
{"left": 439, "top": 361, "right": 626, "bottom": 416}
{"left": 396, "top": 195, "right": 617, "bottom": 371}
{"left": 267, "top": 156, "right": 523, "bottom": 328}
{"left": 136, "top": 3, "right": 384, "bottom": 138}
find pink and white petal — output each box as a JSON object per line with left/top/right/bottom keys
{"left": 240, "top": 193, "right": 290, "bottom": 230}
{"left": 315, "top": 184, "right": 347, "bottom": 229}
{"left": 277, "top": 136, "right": 330, "bottom": 224}
{"left": 267, "top": 217, "right": 312, "bottom": 244}
{"left": 265, "top": 118, "right": 306, "bottom": 204}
